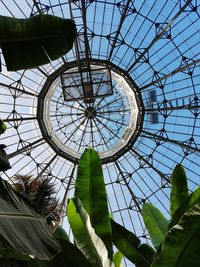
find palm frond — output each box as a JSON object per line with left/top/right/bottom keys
{"left": 12, "top": 175, "right": 61, "bottom": 225}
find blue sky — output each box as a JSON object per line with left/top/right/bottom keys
{"left": 0, "top": 1, "right": 200, "bottom": 265}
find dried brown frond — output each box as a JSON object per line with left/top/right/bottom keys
{"left": 12, "top": 174, "right": 61, "bottom": 226}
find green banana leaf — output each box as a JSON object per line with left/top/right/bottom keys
{"left": 0, "top": 14, "right": 76, "bottom": 71}
{"left": 113, "top": 251, "right": 123, "bottom": 267}
{"left": 53, "top": 226, "right": 69, "bottom": 242}
{"left": 170, "top": 164, "right": 189, "bottom": 218}
{"left": 75, "top": 148, "right": 113, "bottom": 259}
{"left": 152, "top": 203, "right": 200, "bottom": 267}
{"left": 0, "top": 146, "right": 11, "bottom": 172}
{"left": 0, "top": 258, "right": 28, "bottom": 267}
{"left": 142, "top": 203, "right": 168, "bottom": 250}
{"left": 52, "top": 239, "right": 95, "bottom": 267}
{"left": 110, "top": 219, "right": 155, "bottom": 267}
{"left": 48, "top": 227, "right": 91, "bottom": 266}
{"left": 29, "top": 238, "right": 92, "bottom": 267}
{"left": 169, "top": 186, "right": 200, "bottom": 229}
{"left": 66, "top": 197, "right": 115, "bottom": 267}
{"left": 0, "top": 178, "right": 61, "bottom": 261}
{"left": 27, "top": 227, "right": 91, "bottom": 267}
{"left": 0, "top": 119, "right": 7, "bottom": 134}
{"left": 137, "top": 244, "right": 156, "bottom": 267}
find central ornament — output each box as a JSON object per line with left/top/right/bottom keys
{"left": 85, "top": 107, "right": 96, "bottom": 119}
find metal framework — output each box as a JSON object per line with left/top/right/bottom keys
{"left": 0, "top": 1, "right": 200, "bottom": 266}
{"left": 37, "top": 59, "right": 143, "bottom": 163}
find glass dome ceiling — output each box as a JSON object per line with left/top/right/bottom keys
{"left": 38, "top": 61, "right": 141, "bottom": 162}
{"left": 0, "top": 0, "right": 200, "bottom": 263}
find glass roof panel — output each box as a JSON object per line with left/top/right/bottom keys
{"left": 0, "top": 1, "right": 200, "bottom": 265}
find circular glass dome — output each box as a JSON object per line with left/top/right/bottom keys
{"left": 38, "top": 61, "right": 143, "bottom": 163}
{"left": 0, "top": 2, "right": 200, "bottom": 266}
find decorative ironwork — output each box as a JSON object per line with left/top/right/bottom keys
{"left": 38, "top": 60, "right": 142, "bottom": 163}
{"left": 155, "top": 23, "right": 172, "bottom": 39}
{"left": 0, "top": 1, "right": 200, "bottom": 259}
{"left": 179, "top": 0, "right": 197, "bottom": 12}
{"left": 31, "top": 0, "right": 50, "bottom": 15}
{"left": 180, "top": 56, "right": 196, "bottom": 76}
{"left": 116, "top": 1, "right": 137, "bottom": 16}
{"left": 134, "top": 48, "right": 149, "bottom": 64}
{"left": 61, "top": 66, "right": 113, "bottom": 102}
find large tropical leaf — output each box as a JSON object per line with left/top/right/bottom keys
{"left": 113, "top": 251, "right": 123, "bottom": 267}
{"left": 152, "top": 203, "right": 200, "bottom": 267}
{"left": 0, "top": 14, "right": 76, "bottom": 71}
{"left": 0, "top": 178, "right": 60, "bottom": 261}
{"left": 170, "top": 164, "right": 189, "bottom": 218}
{"left": 50, "top": 237, "right": 92, "bottom": 267}
{"left": 53, "top": 226, "right": 69, "bottom": 242}
{"left": 0, "top": 258, "right": 28, "bottom": 267}
{"left": 47, "top": 227, "right": 91, "bottom": 267}
{"left": 26, "top": 227, "right": 91, "bottom": 267}
{"left": 67, "top": 197, "right": 115, "bottom": 267}
{"left": 75, "top": 148, "right": 113, "bottom": 259}
{"left": 0, "top": 118, "right": 7, "bottom": 134}
{"left": 110, "top": 219, "right": 155, "bottom": 267}
{"left": 0, "top": 146, "right": 11, "bottom": 172}
{"left": 169, "top": 186, "right": 200, "bottom": 228}
{"left": 142, "top": 203, "right": 168, "bottom": 250}
{"left": 32, "top": 240, "right": 91, "bottom": 267}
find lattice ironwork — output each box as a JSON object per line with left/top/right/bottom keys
{"left": 61, "top": 66, "right": 113, "bottom": 101}
{"left": 179, "top": 0, "right": 197, "bottom": 12}
{"left": 38, "top": 61, "right": 142, "bottom": 163}
{"left": 155, "top": 22, "right": 172, "bottom": 39}
{"left": 0, "top": 1, "right": 200, "bottom": 266}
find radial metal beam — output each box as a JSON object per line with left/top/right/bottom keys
{"left": 68, "top": 0, "right": 93, "bottom": 99}
{"left": 0, "top": 82, "right": 37, "bottom": 97}
{"left": 37, "top": 67, "right": 49, "bottom": 77}
{"left": 36, "top": 154, "right": 57, "bottom": 178}
{"left": 8, "top": 138, "right": 44, "bottom": 159}
{"left": 130, "top": 148, "right": 170, "bottom": 183}
{"left": 59, "top": 164, "right": 77, "bottom": 214}
{"left": 141, "top": 130, "right": 200, "bottom": 153}
{"left": 115, "top": 161, "right": 142, "bottom": 212}
{"left": 107, "top": 0, "right": 132, "bottom": 61}
{"left": 3, "top": 116, "right": 37, "bottom": 122}
{"left": 140, "top": 58, "right": 200, "bottom": 90}
{"left": 127, "top": 0, "right": 192, "bottom": 73}
{"left": 32, "top": 0, "right": 41, "bottom": 13}
{"left": 81, "top": 0, "right": 91, "bottom": 62}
